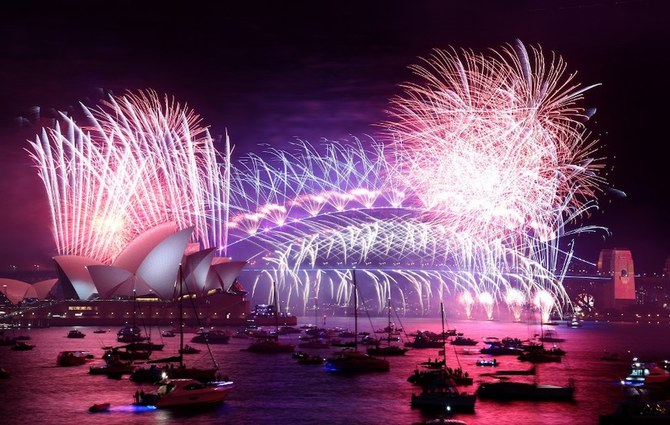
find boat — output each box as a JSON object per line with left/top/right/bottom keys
{"left": 599, "top": 391, "right": 670, "bottom": 424}
{"left": 117, "top": 325, "right": 148, "bottom": 343}
{"left": 0, "top": 367, "right": 10, "bottom": 379}
{"left": 408, "top": 367, "right": 473, "bottom": 387}
{"left": 297, "top": 338, "right": 330, "bottom": 349}
{"left": 11, "top": 341, "right": 34, "bottom": 351}
{"left": 410, "top": 302, "right": 476, "bottom": 413}
{"left": 367, "top": 299, "right": 409, "bottom": 356}
{"left": 134, "top": 265, "right": 220, "bottom": 383}
{"left": 294, "top": 352, "right": 325, "bottom": 365}
{"left": 517, "top": 348, "right": 563, "bottom": 363}
{"left": 89, "top": 356, "right": 136, "bottom": 377}
{"left": 420, "top": 358, "right": 446, "bottom": 369}
{"left": 103, "top": 345, "right": 151, "bottom": 361}
{"left": 246, "top": 336, "right": 296, "bottom": 353}
{"left": 57, "top": 350, "right": 93, "bottom": 366}
{"left": 88, "top": 402, "right": 111, "bottom": 413}
{"left": 325, "top": 270, "right": 389, "bottom": 373}
{"left": 93, "top": 329, "right": 107, "bottom": 334}
{"left": 538, "top": 329, "right": 565, "bottom": 343}
{"left": 66, "top": 329, "right": 86, "bottom": 338}
{"left": 476, "top": 379, "right": 575, "bottom": 401}
{"left": 450, "top": 336, "right": 478, "bottom": 346}
{"left": 191, "top": 329, "right": 231, "bottom": 344}
{"left": 137, "top": 378, "right": 234, "bottom": 408}
{"left": 476, "top": 358, "right": 499, "bottom": 367}
{"left": 161, "top": 330, "right": 176, "bottom": 337}
{"left": 567, "top": 315, "right": 583, "bottom": 328}
{"left": 244, "top": 280, "right": 295, "bottom": 354}
{"left": 623, "top": 357, "right": 670, "bottom": 386}
{"left": 405, "top": 331, "right": 445, "bottom": 349}
{"left": 179, "top": 344, "right": 200, "bottom": 354}
{"left": 122, "top": 340, "right": 165, "bottom": 351}
{"left": 479, "top": 342, "right": 523, "bottom": 356}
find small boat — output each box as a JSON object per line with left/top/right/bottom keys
{"left": 191, "top": 329, "right": 231, "bottom": 344}
{"left": 246, "top": 336, "right": 296, "bottom": 353}
{"left": 324, "top": 271, "right": 389, "bottom": 374}
{"left": 57, "top": 350, "right": 93, "bottom": 366}
{"left": 476, "top": 358, "right": 499, "bottom": 367}
{"left": 420, "top": 358, "right": 446, "bottom": 369}
{"left": 67, "top": 329, "right": 86, "bottom": 338}
{"left": 480, "top": 342, "right": 523, "bottom": 356}
{"left": 11, "top": 341, "right": 34, "bottom": 351}
{"left": 117, "top": 326, "right": 148, "bottom": 343}
{"left": 366, "top": 344, "right": 409, "bottom": 356}
{"left": 129, "top": 364, "right": 166, "bottom": 383}
{"left": 88, "top": 402, "right": 111, "bottom": 413}
{"left": 476, "top": 380, "right": 575, "bottom": 401}
{"left": 295, "top": 352, "right": 325, "bottom": 365}
{"left": 297, "top": 338, "right": 330, "bottom": 349}
{"left": 450, "top": 336, "right": 478, "bottom": 346}
{"left": 367, "top": 298, "right": 409, "bottom": 356}
{"left": 538, "top": 330, "right": 565, "bottom": 343}
{"left": 408, "top": 367, "right": 473, "bottom": 387}
{"left": 411, "top": 378, "right": 476, "bottom": 413}
{"left": 89, "top": 356, "right": 135, "bottom": 376}
{"left": 137, "top": 378, "right": 234, "bottom": 408}
{"left": 93, "top": 329, "right": 107, "bottom": 334}
{"left": 404, "top": 332, "right": 445, "bottom": 349}
{"left": 179, "top": 344, "right": 201, "bottom": 354}
{"left": 103, "top": 346, "right": 151, "bottom": 361}
{"left": 326, "top": 349, "right": 390, "bottom": 373}
{"left": 161, "top": 330, "right": 176, "bottom": 338}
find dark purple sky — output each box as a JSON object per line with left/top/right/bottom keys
{"left": 0, "top": 0, "right": 668, "bottom": 272}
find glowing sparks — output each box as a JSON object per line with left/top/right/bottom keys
{"left": 27, "top": 41, "right": 608, "bottom": 319}
{"left": 27, "top": 90, "right": 228, "bottom": 263}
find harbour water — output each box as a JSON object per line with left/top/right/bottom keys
{"left": 1, "top": 317, "right": 668, "bottom": 425}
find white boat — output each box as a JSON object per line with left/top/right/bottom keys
{"left": 138, "top": 378, "right": 234, "bottom": 408}
{"left": 624, "top": 357, "right": 670, "bottom": 386}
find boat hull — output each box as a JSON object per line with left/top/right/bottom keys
{"left": 477, "top": 381, "right": 574, "bottom": 401}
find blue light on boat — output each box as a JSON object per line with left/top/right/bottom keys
{"left": 110, "top": 404, "right": 158, "bottom": 413}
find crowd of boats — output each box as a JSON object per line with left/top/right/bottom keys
{"left": 6, "top": 314, "right": 670, "bottom": 423}
{"left": 4, "top": 268, "right": 670, "bottom": 423}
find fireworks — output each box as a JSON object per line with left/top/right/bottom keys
{"left": 27, "top": 41, "right": 607, "bottom": 319}
{"left": 27, "top": 90, "right": 229, "bottom": 264}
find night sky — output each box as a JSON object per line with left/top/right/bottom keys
{"left": 0, "top": 1, "right": 668, "bottom": 272}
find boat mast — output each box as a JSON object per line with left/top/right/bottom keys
{"left": 353, "top": 269, "right": 358, "bottom": 352}
{"left": 440, "top": 301, "right": 447, "bottom": 367}
{"left": 178, "top": 264, "right": 184, "bottom": 368}
{"left": 273, "top": 280, "right": 279, "bottom": 338}
{"left": 386, "top": 298, "right": 392, "bottom": 347}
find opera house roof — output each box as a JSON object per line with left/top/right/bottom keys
{"left": 1, "top": 223, "right": 247, "bottom": 305}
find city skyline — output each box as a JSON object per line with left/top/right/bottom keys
{"left": 0, "top": 1, "right": 669, "bottom": 273}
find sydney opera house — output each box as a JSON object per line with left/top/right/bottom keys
{"left": 0, "top": 223, "right": 295, "bottom": 328}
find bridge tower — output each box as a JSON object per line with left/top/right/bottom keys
{"left": 597, "top": 248, "right": 636, "bottom": 310}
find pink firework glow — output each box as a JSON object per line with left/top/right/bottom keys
{"left": 385, "top": 40, "right": 606, "bottom": 244}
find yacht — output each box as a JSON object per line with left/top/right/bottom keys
{"left": 624, "top": 358, "right": 670, "bottom": 386}
{"left": 138, "top": 378, "right": 234, "bottom": 408}
{"left": 66, "top": 329, "right": 86, "bottom": 338}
